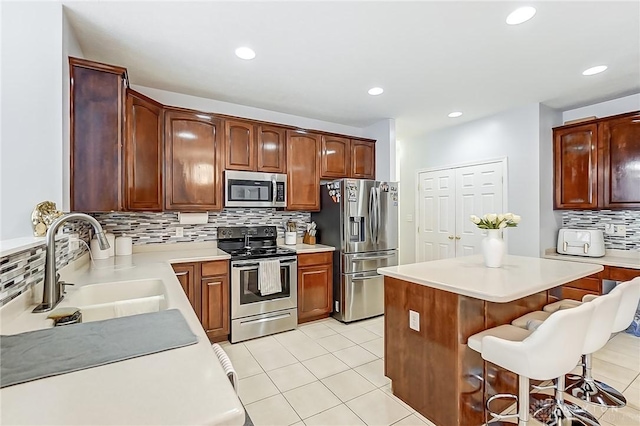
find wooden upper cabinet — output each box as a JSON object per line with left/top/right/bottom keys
{"left": 70, "top": 58, "right": 127, "bottom": 212}
{"left": 257, "top": 125, "right": 286, "bottom": 173}
{"left": 225, "top": 120, "right": 255, "bottom": 171}
{"left": 164, "top": 109, "right": 224, "bottom": 211}
{"left": 351, "top": 140, "right": 376, "bottom": 179}
{"left": 553, "top": 123, "right": 598, "bottom": 209}
{"left": 600, "top": 113, "right": 640, "bottom": 209}
{"left": 321, "top": 136, "right": 350, "bottom": 178}
{"left": 125, "top": 90, "right": 163, "bottom": 211}
{"left": 286, "top": 131, "right": 321, "bottom": 211}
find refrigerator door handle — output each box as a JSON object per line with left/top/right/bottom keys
{"left": 368, "top": 187, "right": 375, "bottom": 243}
{"left": 375, "top": 187, "right": 381, "bottom": 244}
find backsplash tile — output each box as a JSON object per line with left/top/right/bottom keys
{"left": 91, "top": 209, "right": 311, "bottom": 245}
{"left": 562, "top": 210, "right": 640, "bottom": 250}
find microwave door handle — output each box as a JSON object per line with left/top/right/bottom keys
{"left": 272, "top": 177, "right": 277, "bottom": 205}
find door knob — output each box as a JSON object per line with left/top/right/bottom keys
{"left": 448, "top": 236, "right": 454, "bottom": 240}
{"left": 455, "top": 236, "right": 461, "bottom": 240}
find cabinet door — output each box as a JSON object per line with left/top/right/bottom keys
{"left": 600, "top": 113, "right": 640, "bottom": 209}
{"left": 553, "top": 124, "right": 598, "bottom": 209}
{"left": 257, "top": 125, "right": 286, "bottom": 173}
{"left": 201, "top": 274, "right": 229, "bottom": 339}
{"left": 164, "top": 109, "right": 223, "bottom": 211}
{"left": 172, "top": 263, "right": 200, "bottom": 319}
{"left": 225, "top": 119, "right": 255, "bottom": 171}
{"left": 70, "top": 58, "right": 127, "bottom": 212}
{"left": 298, "top": 263, "right": 333, "bottom": 323}
{"left": 286, "top": 131, "right": 321, "bottom": 211}
{"left": 321, "top": 136, "right": 350, "bottom": 178}
{"left": 125, "top": 90, "right": 163, "bottom": 211}
{"left": 350, "top": 140, "right": 376, "bottom": 179}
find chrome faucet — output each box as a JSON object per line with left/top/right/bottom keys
{"left": 32, "top": 213, "right": 110, "bottom": 313}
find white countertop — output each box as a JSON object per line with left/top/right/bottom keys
{"left": 0, "top": 244, "right": 242, "bottom": 426}
{"left": 279, "top": 243, "right": 336, "bottom": 254}
{"left": 542, "top": 248, "right": 640, "bottom": 270}
{"left": 378, "top": 255, "right": 603, "bottom": 303}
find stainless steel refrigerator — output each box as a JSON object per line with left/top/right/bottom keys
{"left": 312, "top": 179, "right": 399, "bottom": 322}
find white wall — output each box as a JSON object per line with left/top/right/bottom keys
{"left": 399, "top": 103, "right": 542, "bottom": 264}
{"left": 133, "top": 85, "right": 367, "bottom": 138}
{"left": 538, "top": 104, "right": 563, "bottom": 251}
{"left": 1, "top": 1, "right": 64, "bottom": 240}
{"left": 563, "top": 93, "right": 640, "bottom": 122}
{"left": 362, "top": 118, "right": 396, "bottom": 182}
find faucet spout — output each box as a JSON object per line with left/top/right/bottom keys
{"left": 32, "top": 213, "right": 109, "bottom": 313}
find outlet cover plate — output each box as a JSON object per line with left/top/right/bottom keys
{"left": 409, "top": 310, "right": 420, "bottom": 331}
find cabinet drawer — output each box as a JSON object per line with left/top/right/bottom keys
{"left": 298, "top": 252, "right": 333, "bottom": 267}
{"left": 561, "top": 286, "right": 598, "bottom": 301}
{"left": 608, "top": 267, "right": 640, "bottom": 282}
{"left": 565, "top": 277, "right": 601, "bottom": 293}
{"left": 201, "top": 260, "right": 229, "bottom": 277}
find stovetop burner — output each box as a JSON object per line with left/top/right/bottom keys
{"left": 217, "top": 226, "right": 296, "bottom": 260}
{"left": 228, "top": 247, "right": 296, "bottom": 260}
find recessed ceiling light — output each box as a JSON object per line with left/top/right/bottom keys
{"left": 368, "top": 87, "right": 384, "bottom": 96}
{"left": 448, "top": 111, "right": 463, "bottom": 118}
{"left": 235, "top": 47, "right": 256, "bottom": 60}
{"left": 582, "top": 65, "right": 608, "bottom": 76}
{"left": 506, "top": 6, "right": 536, "bottom": 25}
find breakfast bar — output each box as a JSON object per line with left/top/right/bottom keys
{"left": 378, "top": 255, "right": 603, "bottom": 426}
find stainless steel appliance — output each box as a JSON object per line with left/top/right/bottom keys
{"left": 218, "top": 226, "right": 297, "bottom": 342}
{"left": 312, "top": 179, "right": 399, "bottom": 322}
{"left": 557, "top": 228, "right": 605, "bottom": 257}
{"left": 224, "top": 171, "right": 286, "bottom": 208}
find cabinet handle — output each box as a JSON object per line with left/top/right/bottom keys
{"left": 175, "top": 271, "right": 188, "bottom": 277}
{"left": 207, "top": 281, "right": 222, "bottom": 287}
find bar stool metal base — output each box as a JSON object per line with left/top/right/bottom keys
{"left": 530, "top": 393, "right": 600, "bottom": 426}
{"left": 565, "top": 354, "right": 626, "bottom": 408}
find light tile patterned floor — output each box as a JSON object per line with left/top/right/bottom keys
{"left": 221, "top": 317, "right": 640, "bottom": 426}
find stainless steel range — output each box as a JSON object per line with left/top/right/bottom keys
{"left": 218, "top": 226, "right": 298, "bottom": 343}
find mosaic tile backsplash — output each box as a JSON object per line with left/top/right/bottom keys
{"left": 562, "top": 210, "right": 640, "bottom": 250}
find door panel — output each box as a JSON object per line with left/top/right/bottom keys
{"left": 601, "top": 114, "right": 640, "bottom": 208}
{"left": 343, "top": 180, "right": 377, "bottom": 253}
{"left": 418, "top": 170, "right": 456, "bottom": 261}
{"left": 225, "top": 120, "right": 255, "bottom": 171}
{"left": 351, "top": 140, "right": 376, "bottom": 179}
{"left": 554, "top": 124, "right": 598, "bottom": 208}
{"left": 286, "top": 131, "right": 321, "bottom": 211}
{"left": 321, "top": 136, "right": 350, "bottom": 178}
{"left": 341, "top": 273, "right": 384, "bottom": 322}
{"left": 298, "top": 264, "right": 332, "bottom": 321}
{"left": 201, "top": 275, "right": 229, "bottom": 337}
{"left": 257, "top": 125, "right": 286, "bottom": 173}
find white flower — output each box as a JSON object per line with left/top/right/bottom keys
{"left": 470, "top": 215, "right": 481, "bottom": 224}
{"left": 512, "top": 215, "right": 521, "bottom": 224}
{"left": 499, "top": 221, "right": 507, "bottom": 229}
{"left": 497, "top": 214, "right": 505, "bottom": 222}
{"left": 486, "top": 213, "right": 497, "bottom": 223}
{"left": 504, "top": 213, "right": 513, "bottom": 220}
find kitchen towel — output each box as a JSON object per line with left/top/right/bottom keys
{"left": 113, "top": 295, "right": 163, "bottom": 318}
{"left": 211, "top": 343, "right": 238, "bottom": 393}
{"left": 258, "top": 259, "right": 282, "bottom": 296}
{"left": 0, "top": 309, "right": 197, "bottom": 388}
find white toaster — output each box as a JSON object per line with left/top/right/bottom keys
{"left": 556, "top": 228, "right": 605, "bottom": 257}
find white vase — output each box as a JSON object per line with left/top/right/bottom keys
{"left": 481, "top": 229, "right": 505, "bottom": 268}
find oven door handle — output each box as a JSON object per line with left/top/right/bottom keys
{"left": 240, "top": 312, "right": 291, "bottom": 325}
{"left": 233, "top": 260, "right": 297, "bottom": 270}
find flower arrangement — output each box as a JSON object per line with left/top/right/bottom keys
{"left": 470, "top": 213, "right": 521, "bottom": 229}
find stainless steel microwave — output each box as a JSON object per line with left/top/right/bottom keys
{"left": 224, "top": 171, "right": 287, "bottom": 208}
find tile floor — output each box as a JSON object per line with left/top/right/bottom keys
{"left": 220, "top": 317, "right": 640, "bottom": 426}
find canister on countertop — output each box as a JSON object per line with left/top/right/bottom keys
{"left": 115, "top": 235, "right": 133, "bottom": 256}
{"left": 90, "top": 238, "right": 110, "bottom": 259}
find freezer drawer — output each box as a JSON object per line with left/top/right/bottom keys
{"left": 342, "top": 250, "right": 398, "bottom": 274}
{"left": 334, "top": 271, "right": 384, "bottom": 323}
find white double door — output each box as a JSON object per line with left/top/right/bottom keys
{"left": 417, "top": 161, "right": 504, "bottom": 261}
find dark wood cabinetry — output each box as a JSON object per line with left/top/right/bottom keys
{"left": 164, "top": 109, "right": 224, "bottom": 211}
{"left": 560, "top": 266, "right": 640, "bottom": 300}
{"left": 125, "top": 90, "right": 163, "bottom": 211}
{"left": 297, "top": 252, "right": 333, "bottom": 323}
{"left": 600, "top": 113, "right": 640, "bottom": 209}
{"left": 257, "top": 125, "right": 287, "bottom": 173}
{"left": 351, "top": 140, "right": 376, "bottom": 179}
{"left": 70, "top": 58, "right": 127, "bottom": 212}
{"left": 321, "top": 136, "right": 350, "bottom": 178}
{"left": 172, "top": 260, "right": 230, "bottom": 342}
{"left": 287, "top": 131, "right": 321, "bottom": 211}
{"left": 553, "top": 112, "right": 640, "bottom": 210}
{"left": 225, "top": 120, "right": 255, "bottom": 171}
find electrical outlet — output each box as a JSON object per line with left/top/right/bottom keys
{"left": 615, "top": 225, "right": 627, "bottom": 236}
{"left": 604, "top": 223, "right": 615, "bottom": 235}
{"left": 409, "top": 310, "right": 420, "bottom": 331}
{"left": 176, "top": 227, "right": 184, "bottom": 237}
{"left": 68, "top": 233, "right": 80, "bottom": 254}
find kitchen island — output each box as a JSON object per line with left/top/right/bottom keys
{"left": 378, "top": 255, "right": 603, "bottom": 426}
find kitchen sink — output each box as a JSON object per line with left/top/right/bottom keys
{"left": 66, "top": 279, "right": 166, "bottom": 306}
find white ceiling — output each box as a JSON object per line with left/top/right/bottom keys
{"left": 63, "top": 1, "right": 640, "bottom": 140}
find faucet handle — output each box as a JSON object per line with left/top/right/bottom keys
{"left": 60, "top": 281, "right": 75, "bottom": 294}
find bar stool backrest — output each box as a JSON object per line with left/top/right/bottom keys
{"left": 610, "top": 277, "right": 640, "bottom": 333}
{"left": 482, "top": 302, "right": 594, "bottom": 381}
{"left": 582, "top": 290, "right": 622, "bottom": 354}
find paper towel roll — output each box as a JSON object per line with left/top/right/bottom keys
{"left": 115, "top": 236, "right": 133, "bottom": 256}
{"left": 178, "top": 212, "right": 209, "bottom": 225}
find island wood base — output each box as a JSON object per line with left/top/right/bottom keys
{"left": 384, "top": 276, "right": 549, "bottom": 426}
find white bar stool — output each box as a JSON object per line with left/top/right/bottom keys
{"left": 467, "top": 301, "right": 595, "bottom": 426}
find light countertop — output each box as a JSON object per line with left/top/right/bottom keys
{"left": 278, "top": 243, "right": 335, "bottom": 254}
{"left": 0, "top": 243, "right": 243, "bottom": 426}
{"left": 378, "top": 255, "right": 603, "bottom": 303}
{"left": 542, "top": 248, "right": 640, "bottom": 270}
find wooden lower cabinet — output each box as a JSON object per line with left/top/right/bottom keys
{"left": 172, "top": 260, "right": 230, "bottom": 342}
{"left": 297, "top": 252, "right": 333, "bottom": 323}
{"left": 560, "top": 266, "right": 640, "bottom": 300}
